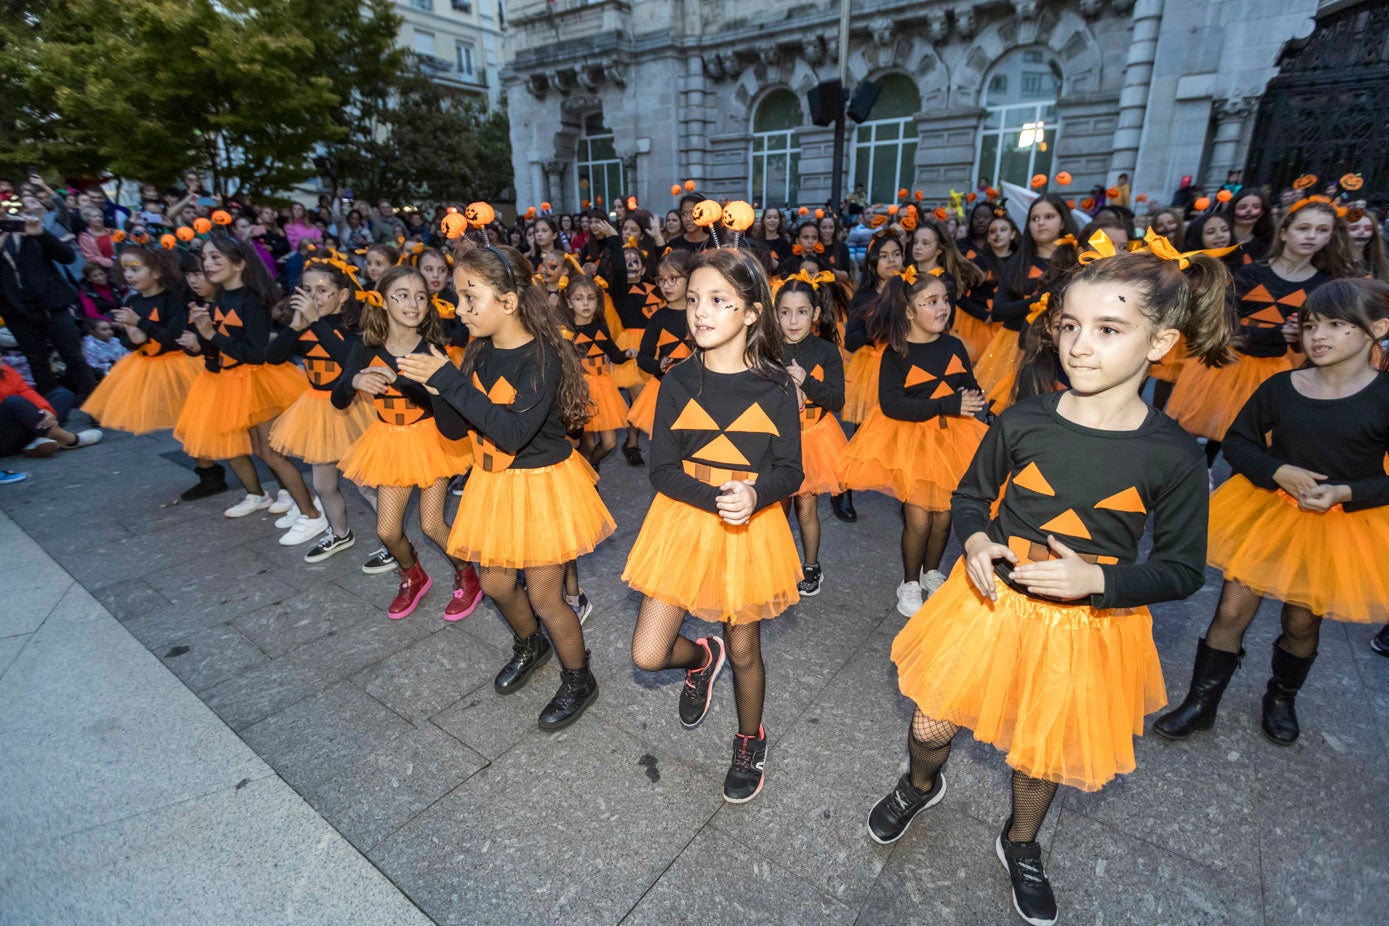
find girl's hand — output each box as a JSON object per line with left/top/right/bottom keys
{"left": 1273, "top": 464, "right": 1327, "bottom": 498}
{"left": 1010, "top": 536, "right": 1105, "bottom": 601}
{"left": 963, "top": 531, "right": 1018, "bottom": 601}
{"left": 288, "top": 287, "right": 317, "bottom": 328}
{"left": 110, "top": 306, "right": 140, "bottom": 327}
{"left": 352, "top": 369, "right": 393, "bottom": 394}
{"left": 658, "top": 355, "right": 674, "bottom": 370}
{"left": 958, "top": 388, "right": 986, "bottom": 416}
{"left": 396, "top": 345, "right": 450, "bottom": 384}
{"left": 188, "top": 303, "right": 215, "bottom": 338}
{"left": 1281, "top": 313, "right": 1300, "bottom": 345}
{"left": 1297, "top": 482, "right": 1350, "bottom": 513}
{"left": 176, "top": 330, "right": 201, "bottom": 353}
{"left": 786, "top": 359, "right": 806, "bottom": 385}
{"left": 591, "top": 219, "right": 616, "bottom": 239}
{"left": 716, "top": 480, "right": 758, "bottom": 526}
{"left": 625, "top": 348, "right": 637, "bottom": 359}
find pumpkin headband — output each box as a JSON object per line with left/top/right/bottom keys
{"left": 791, "top": 241, "right": 825, "bottom": 256}
{"left": 1289, "top": 194, "right": 1347, "bottom": 219}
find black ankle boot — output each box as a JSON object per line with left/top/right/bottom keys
{"left": 181, "top": 463, "right": 229, "bottom": 501}
{"left": 1261, "top": 640, "right": 1315, "bottom": 745}
{"left": 830, "top": 490, "right": 857, "bottom": 523}
{"left": 494, "top": 630, "right": 552, "bottom": 694}
{"left": 1153, "top": 638, "right": 1242, "bottom": 741}
{"left": 538, "top": 651, "right": 598, "bottom": 731}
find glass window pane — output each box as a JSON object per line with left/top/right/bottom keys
{"left": 873, "top": 73, "right": 921, "bottom": 120}
{"left": 899, "top": 142, "right": 918, "bottom": 191}
{"left": 754, "top": 89, "right": 803, "bottom": 133}
{"left": 870, "top": 149, "right": 896, "bottom": 203}
{"left": 592, "top": 134, "right": 616, "bottom": 160}
{"left": 977, "top": 134, "right": 1000, "bottom": 188}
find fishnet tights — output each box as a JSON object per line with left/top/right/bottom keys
{"left": 481, "top": 564, "right": 588, "bottom": 670}
{"left": 631, "top": 599, "right": 766, "bottom": 735}
{"left": 902, "top": 505, "right": 951, "bottom": 583}
{"left": 375, "top": 480, "right": 456, "bottom": 568}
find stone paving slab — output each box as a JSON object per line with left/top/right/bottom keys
{"left": 3, "top": 424, "right": 1387, "bottom": 925}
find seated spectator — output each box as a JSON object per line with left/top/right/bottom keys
{"left": 82, "top": 318, "right": 128, "bottom": 378}
{"left": 0, "top": 361, "right": 101, "bottom": 457}
{"left": 77, "top": 263, "right": 124, "bottom": 321}
{"left": 284, "top": 201, "right": 322, "bottom": 251}
{"left": 77, "top": 206, "right": 116, "bottom": 268}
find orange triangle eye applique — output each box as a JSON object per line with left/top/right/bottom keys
{"left": 1242, "top": 284, "right": 1275, "bottom": 305}
{"left": 1094, "top": 486, "right": 1147, "bottom": 514}
{"left": 470, "top": 370, "right": 517, "bottom": 404}
{"left": 1028, "top": 264, "right": 1044, "bottom": 280}
{"left": 929, "top": 381, "right": 954, "bottom": 399}
{"left": 1280, "top": 289, "right": 1307, "bottom": 308}
{"left": 809, "top": 363, "right": 824, "bottom": 382}
{"left": 148, "top": 307, "right": 160, "bottom": 323}
{"left": 668, "top": 342, "right": 692, "bottom": 360}
{"left": 944, "top": 354, "right": 967, "bottom": 377}
{"left": 727, "top": 403, "right": 779, "bottom": 435}
{"left": 904, "top": 365, "right": 935, "bottom": 388}
{"left": 1013, "top": 461, "right": 1055, "bottom": 496}
{"left": 657, "top": 329, "right": 680, "bottom": 347}
{"left": 671, "top": 399, "right": 718, "bottom": 431}
{"left": 1039, "top": 508, "right": 1092, "bottom": 540}
{"left": 695, "top": 434, "right": 751, "bottom": 467}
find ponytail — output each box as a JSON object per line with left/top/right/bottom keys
{"left": 1177, "top": 253, "right": 1239, "bottom": 368}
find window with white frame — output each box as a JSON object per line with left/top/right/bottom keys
{"left": 410, "top": 0, "right": 432, "bottom": 10}
{"left": 413, "top": 29, "right": 435, "bottom": 57}
{"left": 456, "top": 42, "right": 475, "bottom": 78}
{"left": 749, "top": 89, "right": 802, "bottom": 208}
{"left": 574, "top": 112, "right": 623, "bottom": 212}
{"left": 975, "top": 46, "right": 1063, "bottom": 189}
{"left": 850, "top": 73, "right": 920, "bottom": 204}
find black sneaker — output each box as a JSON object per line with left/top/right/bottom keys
{"left": 361, "top": 546, "right": 397, "bottom": 575}
{"left": 866, "top": 771, "right": 947, "bottom": 845}
{"left": 997, "top": 821, "right": 1058, "bottom": 926}
{"left": 798, "top": 563, "right": 823, "bottom": 597}
{"left": 622, "top": 443, "right": 645, "bottom": 466}
{"left": 723, "top": 725, "right": 767, "bottom": 803}
{"left": 1371, "top": 625, "right": 1389, "bottom": 657}
{"left": 304, "top": 530, "right": 355, "bottom": 563}
{"left": 449, "top": 474, "right": 467, "bottom": 497}
{"left": 678, "top": 636, "right": 725, "bottom": 727}
{"left": 565, "top": 592, "right": 593, "bottom": 625}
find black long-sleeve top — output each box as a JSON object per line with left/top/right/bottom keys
{"left": 202, "top": 287, "right": 269, "bottom": 369}
{"left": 844, "top": 284, "right": 881, "bottom": 352}
{"left": 1223, "top": 370, "right": 1389, "bottom": 511}
{"left": 783, "top": 335, "right": 845, "bottom": 423}
{"left": 993, "top": 254, "right": 1048, "bottom": 328}
{"left": 332, "top": 339, "right": 468, "bottom": 439}
{"left": 878, "top": 335, "right": 979, "bottom": 422}
{"left": 648, "top": 358, "right": 803, "bottom": 514}
{"left": 573, "top": 320, "right": 628, "bottom": 376}
{"left": 426, "top": 338, "right": 572, "bottom": 470}
{"left": 617, "top": 281, "right": 664, "bottom": 331}
{"left": 265, "top": 315, "right": 359, "bottom": 391}
{"left": 952, "top": 392, "right": 1208, "bottom": 610}
{"left": 125, "top": 290, "right": 188, "bottom": 356}
{"left": 1231, "top": 263, "right": 1328, "bottom": 358}
{"left": 635, "top": 307, "right": 692, "bottom": 377}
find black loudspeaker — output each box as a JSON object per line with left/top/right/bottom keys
{"left": 847, "top": 78, "right": 882, "bottom": 123}
{"left": 807, "top": 80, "right": 844, "bottom": 127}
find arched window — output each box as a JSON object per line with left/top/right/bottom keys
{"left": 851, "top": 73, "right": 920, "bottom": 203}
{"left": 975, "top": 47, "right": 1063, "bottom": 189}
{"left": 749, "top": 89, "right": 802, "bottom": 208}
{"left": 574, "top": 112, "right": 622, "bottom": 211}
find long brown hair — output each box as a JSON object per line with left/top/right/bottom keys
{"left": 456, "top": 245, "right": 591, "bottom": 431}
{"left": 876, "top": 272, "right": 951, "bottom": 357}
{"left": 301, "top": 258, "right": 363, "bottom": 330}
{"left": 689, "top": 247, "right": 787, "bottom": 382}
{"left": 911, "top": 218, "right": 986, "bottom": 292}
{"left": 359, "top": 265, "right": 442, "bottom": 347}
{"left": 1266, "top": 201, "right": 1362, "bottom": 279}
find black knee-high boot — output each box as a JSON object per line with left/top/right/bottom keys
{"left": 1261, "top": 639, "right": 1315, "bottom": 745}
{"left": 1153, "top": 638, "right": 1242, "bottom": 740}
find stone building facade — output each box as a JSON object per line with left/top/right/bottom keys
{"left": 500, "top": 0, "right": 1374, "bottom": 213}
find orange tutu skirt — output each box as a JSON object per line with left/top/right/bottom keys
{"left": 173, "top": 363, "right": 308, "bottom": 459}
{"left": 81, "top": 350, "right": 200, "bottom": 434}
{"left": 583, "top": 371, "right": 629, "bottom": 432}
{"left": 269, "top": 389, "right": 375, "bottom": 464}
{"left": 798, "top": 413, "right": 848, "bottom": 496}
{"left": 623, "top": 492, "right": 801, "bottom": 624}
{"left": 1148, "top": 335, "right": 1189, "bottom": 384}
{"left": 627, "top": 378, "right": 660, "bottom": 434}
{"left": 448, "top": 450, "right": 615, "bottom": 568}
{"left": 843, "top": 343, "right": 885, "bottom": 424}
{"left": 446, "top": 344, "right": 465, "bottom": 366}
{"left": 891, "top": 562, "right": 1165, "bottom": 792}
{"left": 985, "top": 367, "right": 1018, "bottom": 415}
{"left": 839, "top": 409, "right": 987, "bottom": 511}
{"left": 952, "top": 314, "right": 995, "bottom": 362}
{"left": 974, "top": 327, "right": 1021, "bottom": 394}
{"left": 1208, "top": 475, "right": 1389, "bottom": 623}
{"left": 1166, "top": 353, "right": 1298, "bottom": 441}
{"left": 612, "top": 329, "right": 649, "bottom": 389}
{"left": 338, "top": 418, "right": 473, "bottom": 489}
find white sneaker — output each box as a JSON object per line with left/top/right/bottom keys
{"left": 273, "top": 503, "right": 301, "bottom": 529}
{"left": 279, "top": 513, "right": 329, "bottom": 546}
{"left": 268, "top": 488, "right": 294, "bottom": 514}
{"left": 224, "top": 493, "right": 273, "bottom": 518}
{"left": 22, "top": 437, "right": 60, "bottom": 457}
{"left": 60, "top": 428, "right": 102, "bottom": 449}
{"left": 896, "top": 581, "right": 924, "bottom": 617}
{"left": 921, "top": 569, "right": 948, "bottom": 597}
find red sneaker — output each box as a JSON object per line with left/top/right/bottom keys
{"left": 387, "top": 560, "right": 432, "bottom": 619}
{"left": 444, "top": 563, "right": 483, "bottom": 621}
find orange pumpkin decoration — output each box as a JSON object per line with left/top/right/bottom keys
{"left": 1216, "top": 189, "right": 1233, "bottom": 203}
{"left": 626, "top": 196, "right": 637, "bottom": 211}
{"left": 440, "top": 213, "right": 467, "bottom": 239}
{"left": 1293, "top": 174, "right": 1317, "bottom": 191}
{"left": 869, "top": 214, "right": 888, "bottom": 229}
{"left": 1106, "top": 186, "right": 1119, "bottom": 199}
{"left": 111, "top": 230, "right": 126, "bottom": 243}
{"left": 691, "top": 200, "right": 722, "bottom": 227}
{"left": 933, "top": 207, "right": 948, "bottom": 221}
{"left": 722, "top": 200, "right": 755, "bottom": 232}
{"left": 192, "top": 217, "right": 212, "bottom": 234}
{"left": 1081, "top": 198, "right": 1095, "bottom": 210}
{"left": 684, "top": 180, "right": 696, "bottom": 192}
{"left": 581, "top": 199, "right": 591, "bottom": 208}
{"left": 159, "top": 233, "right": 177, "bottom": 250}
{"left": 965, "top": 192, "right": 977, "bottom": 203}
{"left": 596, "top": 196, "right": 603, "bottom": 204}
{"left": 211, "top": 209, "right": 232, "bottom": 226}
{"left": 814, "top": 208, "right": 824, "bottom": 219}
{"left": 175, "top": 226, "right": 195, "bottom": 242}
{"left": 1135, "top": 194, "right": 1148, "bottom": 203}
{"left": 1193, "top": 196, "right": 1211, "bottom": 211}
{"left": 542, "top": 201, "right": 553, "bottom": 212}
{"left": 985, "top": 187, "right": 999, "bottom": 199}
{"left": 899, "top": 213, "right": 917, "bottom": 232}
{"left": 898, "top": 188, "right": 908, "bottom": 200}
{"left": 1067, "top": 200, "right": 1076, "bottom": 209}
{"left": 464, "top": 201, "right": 495, "bottom": 228}
{"left": 798, "top": 206, "right": 809, "bottom": 215}
{"left": 671, "top": 184, "right": 682, "bottom": 197}
{"left": 524, "top": 207, "right": 536, "bottom": 220}
{"left": 1055, "top": 172, "right": 1072, "bottom": 186}
{"left": 1030, "top": 174, "right": 1047, "bottom": 189}
{"left": 1340, "top": 173, "right": 1364, "bottom": 191}
{"left": 914, "top": 190, "right": 924, "bottom": 201}
{"left": 887, "top": 205, "right": 899, "bottom": 216}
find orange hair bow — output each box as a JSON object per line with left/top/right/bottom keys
{"left": 623, "top": 236, "right": 648, "bottom": 257}
{"left": 1025, "top": 291, "right": 1052, "bottom": 325}
{"left": 593, "top": 275, "right": 609, "bottom": 291}
{"left": 1078, "top": 229, "right": 1118, "bottom": 265}
{"left": 356, "top": 290, "right": 383, "bottom": 307}
{"left": 788, "top": 268, "right": 835, "bottom": 290}
{"left": 897, "top": 265, "right": 918, "bottom": 285}
{"left": 928, "top": 266, "right": 945, "bottom": 277}
{"left": 1053, "top": 234, "right": 1078, "bottom": 249}
{"left": 432, "top": 295, "right": 456, "bottom": 319}
{"left": 1142, "top": 226, "right": 1238, "bottom": 268}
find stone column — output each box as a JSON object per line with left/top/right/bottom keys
{"left": 543, "top": 160, "right": 565, "bottom": 209}
{"left": 621, "top": 155, "right": 638, "bottom": 200}
{"left": 528, "top": 161, "right": 546, "bottom": 211}
{"left": 1108, "top": 0, "right": 1164, "bottom": 180}
{"left": 1204, "top": 97, "right": 1255, "bottom": 187}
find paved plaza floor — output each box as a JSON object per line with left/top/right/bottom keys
{"left": 1, "top": 418, "right": 1386, "bottom": 925}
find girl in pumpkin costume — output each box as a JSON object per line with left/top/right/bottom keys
{"left": 627, "top": 249, "right": 695, "bottom": 435}
{"left": 567, "top": 274, "right": 632, "bottom": 469}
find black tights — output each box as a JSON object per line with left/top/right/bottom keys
{"left": 783, "top": 494, "right": 822, "bottom": 564}
{"left": 1204, "top": 579, "right": 1323, "bottom": 659}
{"left": 907, "top": 710, "right": 1057, "bottom": 844}
{"left": 579, "top": 430, "right": 618, "bottom": 468}
{"left": 631, "top": 599, "right": 766, "bottom": 735}
{"left": 902, "top": 505, "right": 951, "bottom": 583}
{"left": 375, "top": 480, "right": 458, "bottom": 570}
{"left": 1204, "top": 439, "right": 1222, "bottom": 468}
{"left": 481, "top": 563, "right": 588, "bottom": 670}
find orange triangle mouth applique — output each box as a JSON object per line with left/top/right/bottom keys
{"left": 671, "top": 399, "right": 719, "bottom": 430}
{"left": 930, "top": 381, "right": 954, "bottom": 399}
{"left": 694, "top": 434, "right": 751, "bottom": 466}
{"left": 1094, "top": 486, "right": 1147, "bottom": 514}
{"left": 1013, "top": 461, "right": 1055, "bottom": 496}
{"left": 727, "top": 403, "right": 780, "bottom": 435}
{"left": 904, "top": 365, "right": 936, "bottom": 388}
{"left": 1246, "top": 306, "right": 1286, "bottom": 326}
{"left": 1039, "top": 508, "right": 1092, "bottom": 540}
